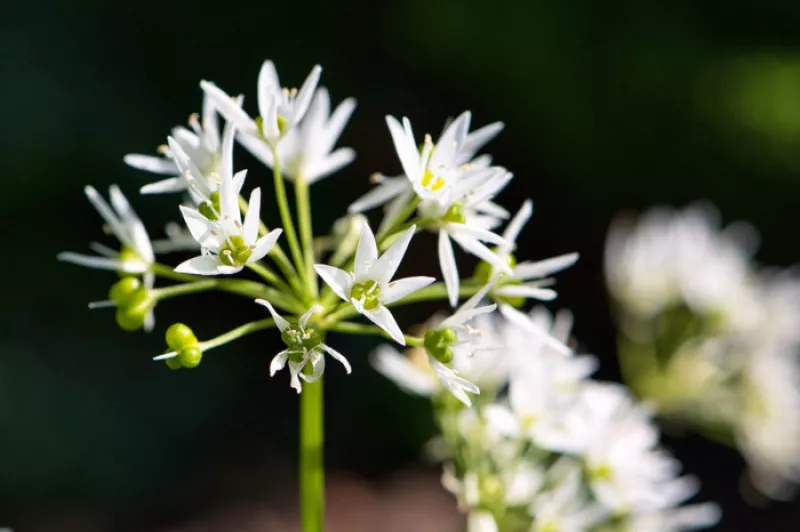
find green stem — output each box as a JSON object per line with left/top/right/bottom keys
{"left": 238, "top": 195, "right": 303, "bottom": 293}
{"left": 270, "top": 146, "right": 306, "bottom": 294}
{"left": 152, "top": 280, "right": 217, "bottom": 301}
{"left": 296, "top": 176, "right": 318, "bottom": 299}
{"left": 151, "top": 263, "right": 203, "bottom": 283}
{"left": 300, "top": 374, "right": 324, "bottom": 532}
{"left": 200, "top": 318, "right": 275, "bottom": 351}
{"left": 376, "top": 195, "right": 420, "bottom": 242}
{"left": 328, "top": 321, "right": 423, "bottom": 346}
{"left": 247, "top": 261, "right": 292, "bottom": 293}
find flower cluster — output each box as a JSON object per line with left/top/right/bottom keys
{"left": 374, "top": 307, "right": 720, "bottom": 531}
{"left": 606, "top": 203, "right": 800, "bottom": 499}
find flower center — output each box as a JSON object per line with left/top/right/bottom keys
{"left": 424, "top": 328, "right": 458, "bottom": 364}
{"left": 421, "top": 169, "right": 446, "bottom": 192}
{"left": 350, "top": 280, "right": 381, "bottom": 310}
{"left": 589, "top": 463, "right": 614, "bottom": 482}
{"left": 441, "top": 202, "right": 466, "bottom": 224}
{"left": 220, "top": 235, "right": 253, "bottom": 267}
{"left": 281, "top": 325, "right": 322, "bottom": 352}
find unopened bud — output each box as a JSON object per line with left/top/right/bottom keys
{"left": 166, "top": 323, "right": 198, "bottom": 351}
{"left": 179, "top": 346, "right": 203, "bottom": 369}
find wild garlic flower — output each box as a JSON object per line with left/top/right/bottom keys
{"left": 372, "top": 285, "right": 499, "bottom": 406}
{"left": 201, "top": 60, "right": 321, "bottom": 147}
{"left": 348, "top": 110, "right": 503, "bottom": 215}
{"left": 58, "top": 185, "right": 157, "bottom": 331}
{"left": 477, "top": 199, "right": 579, "bottom": 305}
{"left": 124, "top": 93, "right": 229, "bottom": 195}
{"left": 176, "top": 168, "right": 282, "bottom": 275}
{"left": 237, "top": 87, "right": 356, "bottom": 183}
{"left": 256, "top": 300, "right": 351, "bottom": 393}
{"left": 315, "top": 223, "right": 434, "bottom": 344}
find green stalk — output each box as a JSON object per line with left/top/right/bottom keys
{"left": 328, "top": 321, "right": 423, "bottom": 346}
{"left": 270, "top": 146, "right": 306, "bottom": 295}
{"left": 300, "top": 374, "right": 324, "bottom": 532}
{"left": 247, "top": 261, "right": 293, "bottom": 294}
{"left": 200, "top": 318, "right": 275, "bottom": 351}
{"left": 296, "top": 176, "right": 318, "bottom": 299}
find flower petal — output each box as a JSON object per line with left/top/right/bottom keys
{"left": 124, "top": 154, "right": 177, "bottom": 175}
{"left": 321, "top": 344, "right": 352, "bottom": 374}
{"left": 200, "top": 80, "right": 258, "bottom": 136}
{"left": 57, "top": 252, "right": 127, "bottom": 272}
{"left": 513, "top": 252, "right": 579, "bottom": 280}
{"left": 243, "top": 187, "right": 261, "bottom": 245}
{"left": 250, "top": 229, "right": 283, "bottom": 262}
{"left": 438, "top": 230, "right": 460, "bottom": 307}
{"left": 174, "top": 255, "right": 221, "bottom": 275}
{"left": 370, "top": 224, "right": 416, "bottom": 283}
{"left": 270, "top": 350, "right": 290, "bottom": 376}
{"left": 140, "top": 177, "right": 187, "bottom": 195}
{"left": 495, "top": 284, "right": 557, "bottom": 301}
{"left": 255, "top": 299, "right": 290, "bottom": 331}
{"left": 382, "top": 276, "right": 436, "bottom": 304}
{"left": 362, "top": 305, "right": 405, "bottom": 345}
{"left": 347, "top": 177, "right": 409, "bottom": 214}
{"left": 502, "top": 199, "right": 533, "bottom": 247}
{"left": 315, "top": 265, "right": 353, "bottom": 301}
{"left": 354, "top": 220, "right": 379, "bottom": 279}
{"left": 370, "top": 345, "right": 438, "bottom": 395}
{"left": 294, "top": 65, "right": 322, "bottom": 124}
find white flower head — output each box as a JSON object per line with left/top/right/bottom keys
{"left": 201, "top": 60, "right": 321, "bottom": 147}
{"left": 315, "top": 222, "right": 434, "bottom": 345}
{"left": 256, "top": 300, "right": 351, "bottom": 393}
{"left": 479, "top": 200, "right": 579, "bottom": 304}
{"left": 58, "top": 185, "right": 157, "bottom": 330}
{"left": 174, "top": 168, "right": 282, "bottom": 275}
{"left": 238, "top": 87, "right": 357, "bottom": 183}
{"left": 125, "top": 92, "right": 234, "bottom": 196}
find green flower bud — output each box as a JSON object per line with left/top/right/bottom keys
{"left": 116, "top": 306, "right": 146, "bottom": 331}
{"left": 165, "top": 356, "right": 182, "bottom": 370}
{"left": 350, "top": 280, "right": 381, "bottom": 310}
{"left": 166, "top": 323, "right": 198, "bottom": 351}
{"left": 117, "top": 247, "right": 140, "bottom": 277}
{"left": 179, "top": 346, "right": 203, "bottom": 369}
{"left": 109, "top": 276, "right": 142, "bottom": 306}
{"left": 114, "top": 288, "right": 155, "bottom": 332}
{"left": 424, "top": 328, "right": 457, "bottom": 364}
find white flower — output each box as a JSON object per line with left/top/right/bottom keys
{"left": 175, "top": 168, "right": 282, "bottom": 275}
{"left": 605, "top": 203, "right": 759, "bottom": 327}
{"left": 372, "top": 285, "right": 499, "bottom": 406}
{"left": 483, "top": 307, "right": 596, "bottom": 451}
{"left": 737, "top": 347, "right": 800, "bottom": 499}
{"left": 483, "top": 200, "right": 579, "bottom": 303}
{"left": 201, "top": 60, "right": 321, "bottom": 147}
{"left": 150, "top": 222, "right": 202, "bottom": 254}
{"left": 237, "top": 87, "right": 356, "bottom": 183}
{"left": 348, "top": 110, "right": 503, "bottom": 214}
{"left": 315, "top": 222, "right": 434, "bottom": 344}
{"left": 256, "top": 300, "right": 351, "bottom": 393}
{"left": 466, "top": 510, "right": 498, "bottom": 532}
{"left": 57, "top": 185, "right": 156, "bottom": 330}
{"left": 124, "top": 93, "right": 231, "bottom": 195}
{"left": 529, "top": 460, "right": 607, "bottom": 532}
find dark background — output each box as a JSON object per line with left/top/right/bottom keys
{"left": 2, "top": 1, "right": 799, "bottom": 530}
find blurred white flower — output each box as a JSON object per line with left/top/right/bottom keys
{"left": 238, "top": 87, "right": 356, "bottom": 183}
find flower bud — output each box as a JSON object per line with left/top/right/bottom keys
{"left": 114, "top": 288, "right": 155, "bottom": 332}
{"left": 179, "top": 346, "right": 203, "bottom": 369}
{"left": 166, "top": 323, "right": 198, "bottom": 351}
{"left": 108, "top": 276, "right": 142, "bottom": 306}
{"left": 165, "top": 355, "right": 182, "bottom": 370}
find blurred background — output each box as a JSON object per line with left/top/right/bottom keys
{"left": 2, "top": 0, "right": 800, "bottom": 530}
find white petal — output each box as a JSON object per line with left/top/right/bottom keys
{"left": 362, "top": 305, "right": 405, "bottom": 345}
{"left": 220, "top": 117, "right": 236, "bottom": 181}
{"left": 57, "top": 252, "right": 126, "bottom": 272}
{"left": 441, "top": 303, "right": 496, "bottom": 329}
{"left": 467, "top": 511, "right": 498, "bottom": 532}
{"left": 153, "top": 351, "right": 178, "bottom": 361}
{"left": 438, "top": 230, "right": 460, "bottom": 307}
{"left": 450, "top": 230, "right": 510, "bottom": 273}
{"left": 370, "top": 224, "right": 416, "bottom": 283}
{"left": 449, "top": 223, "right": 507, "bottom": 247}
{"left": 300, "top": 352, "right": 325, "bottom": 382}
{"left": 495, "top": 284, "right": 557, "bottom": 301}
{"left": 236, "top": 130, "right": 274, "bottom": 169}
{"left": 503, "top": 199, "right": 533, "bottom": 246}
{"left": 354, "top": 220, "right": 379, "bottom": 279}
{"left": 513, "top": 252, "right": 579, "bottom": 280}
{"left": 305, "top": 148, "right": 355, "bottom": 183}
{"left": 174, "top": 255, "right": 221, "bottom": 275}
{"left": 294, "top": 65, "right": 322, "bottom": 123}
{"left": 255, "top": 299, "right": 290, "bottom": 331}
{"left": 250, "top": 229, "right": 283, "bottom": 262}
{"left": 320, "top": 97, "right": 356, "bottom": 154}
{"left": 348, "top": 177, "right": 409, "bottom": 214}
{"left": 201, "top": 90, "right": 221, "bottom": 151}
{"left": 482, "top": 404, "right": 520, "bottom": 437}
{"left": 140, "top": 177, "right": 187, "bottom": 195}
{"left": 370, "top": 345, "right": 438, "bottom": 395}
{"left": 499, "top": 304, "right": 569, "bottom": 354}
{"left": 258, "top": 60, "right": 280, "bottom": 118}
{"left": 179, "top": 206, "right": 216, "bottom": 248}
{"left": 83, "top": 186, "right": 134, "bottom": 249}
{"left": 321, "top": 344, "right": 352, "bottom": 374}
{"left": 201, "top": 80, "right": 258, "bottom": 136}
{"left": 299, "top": 306, "right": 322, "bottom": 329}
{"left": 124, "top": 154, "right": 177, "bottom": 175}
{"left": 270, "top": 350, "right": 290, "bottom": 375}
{"left": 243, "top": 187, "right": 261, "bottom": 245}
{"left": 315, "top": 265, "right": 353, "bottom": 301}
{"left": 385, "top": 115, "right": 420, "bottom": 182}
{"left": 382, "top": 276, "right": 436, "bottom": 304}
